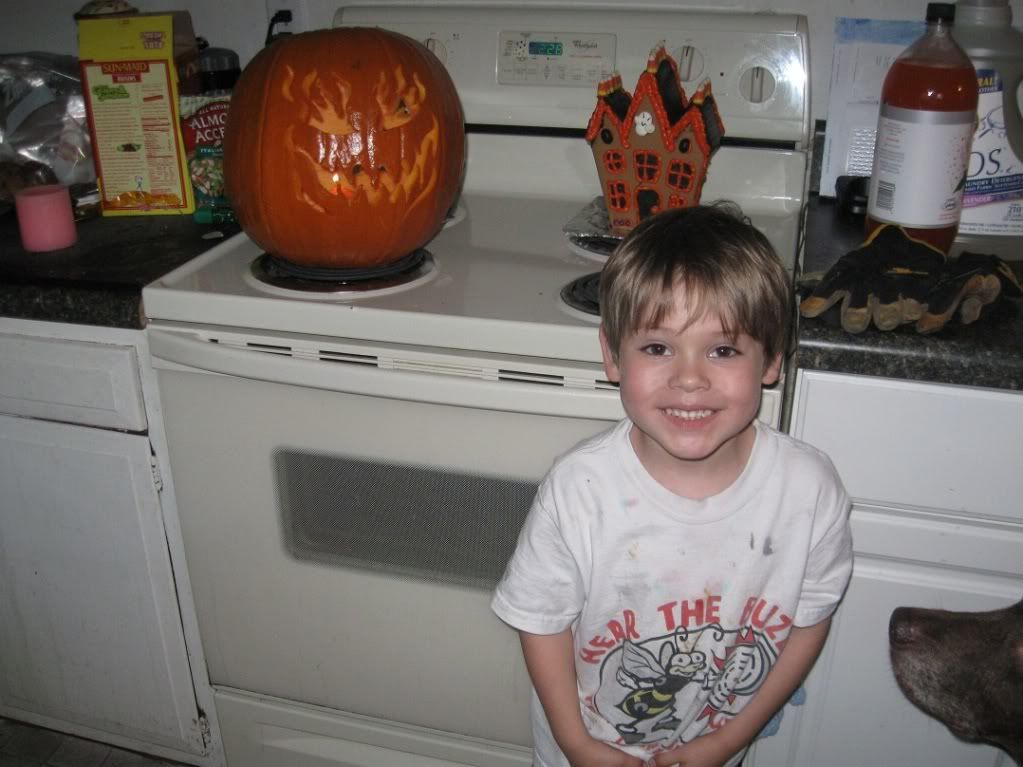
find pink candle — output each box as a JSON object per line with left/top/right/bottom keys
{"left": 14, "top": 184, "right": 78, "bottom": 252}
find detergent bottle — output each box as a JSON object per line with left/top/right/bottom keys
{"left": 953, "top": 0, "right": 1023, "bottom": 256}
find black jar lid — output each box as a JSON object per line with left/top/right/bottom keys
{"left": 199, "top": 45, "right": 241, "bottom": 93}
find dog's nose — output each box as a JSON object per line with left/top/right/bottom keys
{"left": 889, "top": 607, "right": 919, "bottom": 645}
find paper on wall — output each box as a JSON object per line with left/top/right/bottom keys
{"left": 819, "top": 17, "right": 923, "bottom": 198}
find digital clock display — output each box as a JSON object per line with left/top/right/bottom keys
{"left": 528, "top": 41, "right": 563, "bottom": 57}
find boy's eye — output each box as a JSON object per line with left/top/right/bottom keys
{"left": 710, "top": 345, "right": 739, "bottom": 358}
{"left": 640, "top": 343, "right": 670, "bottom": 356}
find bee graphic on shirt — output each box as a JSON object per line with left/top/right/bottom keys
{"left": 614, "top": 633, "right": 709, "bottom": 744}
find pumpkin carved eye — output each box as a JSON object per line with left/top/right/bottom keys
{"left": 376, "top": 67, "right": 424, "bottom": 130}
{"left": 302, "top": 73, "right": 356, "bottom": 136}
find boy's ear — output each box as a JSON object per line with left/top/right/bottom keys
{"left": 761, "top": 353, "right": 783, "bottom": 386}
{"left": 598, "top": 326, "right": 621, "bottom": 382}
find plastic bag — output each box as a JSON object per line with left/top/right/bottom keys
{"left": 0, "top": 52, "right": 97, "bottom": 208}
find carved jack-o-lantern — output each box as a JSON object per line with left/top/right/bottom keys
{"left": 224, "top": 27, "right": 465, "bottom": 268}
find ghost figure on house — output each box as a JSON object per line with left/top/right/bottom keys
{"left": 634, "top": 111, "right": 655, "bottom": 136}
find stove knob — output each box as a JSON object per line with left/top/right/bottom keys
{"left": 424, "top": 36, "right": 448, "bottom": 65}
{"left": 671, "top": 45, "right": 704, "bottom": 83}
{"left": 739, "top": 65, "right": 776, "bottom": 104}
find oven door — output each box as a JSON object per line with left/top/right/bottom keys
{"left": 149, "top": 323, "right": 781, "bottom": 766}
{"left": 148, "top": 323, "right": 625, "bottom": 766}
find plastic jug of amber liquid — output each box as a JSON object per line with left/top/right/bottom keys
{"left": 952, "top": 0, "right": 1023, "bottom": 257}
{"left": 865, "top": 2, "right": 979, "bottom": 254}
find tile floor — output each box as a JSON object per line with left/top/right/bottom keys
{"left": 0, "top": 717, "right": 184, "bottom": 767}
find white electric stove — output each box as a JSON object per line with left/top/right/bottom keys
{"left": 143, "top": 5, "right": 811, "bottom": 767}
{"left": 144, "top": 4, "right": 809, "bottom": 366}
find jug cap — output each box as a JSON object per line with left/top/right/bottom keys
{"left": 926, "top": 3, "right": 956, "bottom": 22}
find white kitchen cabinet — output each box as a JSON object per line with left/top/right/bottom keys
{"left": 0, "top": 318, "right": 224, "bottom": 767}
{"left": 749, "top": 370, "right": 1022, "bottom": 767}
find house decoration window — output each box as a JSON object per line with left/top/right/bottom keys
{"left": 634, "top": 151, "right": 660, "bottom": 182}
{"left": 604, "top": 150, "right": 625, "bottom": 174}
{"left": 667, "top": 159, "right": 695, "bottom": 191}
{"left": 606, "top": 181, "right": 629, "bottom": 211}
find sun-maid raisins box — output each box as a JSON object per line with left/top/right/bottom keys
{"left": 78, "top": 12, "right": 200, "bottom": 215}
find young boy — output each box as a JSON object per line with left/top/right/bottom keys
{"left": 491, "top": 203, "right": 853, "bottom": 767}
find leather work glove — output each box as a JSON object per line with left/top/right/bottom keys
{"left": 801, "top": 225, "right": 1022, "bottom": 334}
{"left": 916, "top": 251, "right": 1023, "bottom": 334}
{"left": 799, "top": 225, "right": 944, "bottom": 333}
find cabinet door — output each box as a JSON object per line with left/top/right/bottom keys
{"left": 0, "top": 413, "right": 205, "bottom": 755}
{"left": 748, "top": 558, "right": 1014, "bottom": 767}
{"left": 748, "top": 370, "right": 1022, "bottom": 767}
{"left": 788, "top": 370, "right": 1023, "bottom": 523}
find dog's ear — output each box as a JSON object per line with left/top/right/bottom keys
{"left": 1014, "top": 638, "right": 1023, "bottom": 675}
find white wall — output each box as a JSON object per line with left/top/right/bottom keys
{"left": 2, "top": 0, "right": 1020, "bottom": 126}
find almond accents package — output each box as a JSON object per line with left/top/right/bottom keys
{"left": 180, "top": 93, "right": 232, "bottom": 223}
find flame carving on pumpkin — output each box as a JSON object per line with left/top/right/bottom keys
{"left": 278, "top": 63, "right": 440, "bottom": 217}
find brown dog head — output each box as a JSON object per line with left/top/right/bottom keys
{"left": 889, "top": 598, "right": 1023, "bottom": 764}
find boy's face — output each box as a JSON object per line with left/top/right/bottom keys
{"left": 599, "top": 294, "right": 781, "bottom": 495}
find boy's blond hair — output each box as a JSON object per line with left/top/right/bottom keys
{"left": 599, "top": 202, "right": 791, "bottom": 366}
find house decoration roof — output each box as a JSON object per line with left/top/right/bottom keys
{"left": 585, "top": 44, "right": 725, "bottom": 236}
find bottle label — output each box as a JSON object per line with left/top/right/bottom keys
{"left": 959, "top": 68, "right": 1023, "bottom": 237}
{"left": 867, "top": 105, "right": 975, "bottom": 228}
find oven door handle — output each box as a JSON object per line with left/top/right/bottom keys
{"left": 148, "top": 327, "right": 624, "bottom": 420}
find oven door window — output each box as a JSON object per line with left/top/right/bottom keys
{"left": 277, "top": 449, "right": 536, "bottom": 590}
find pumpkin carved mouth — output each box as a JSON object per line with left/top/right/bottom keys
{"left": 280, "top": 65, "right": 439, "bottom": 214}
{"left": 289, "top": 116, "right": 440, "bottom": 211}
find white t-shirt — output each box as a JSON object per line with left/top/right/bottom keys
{"left": 491, "top": 419, "right": 853, "bottom": 767}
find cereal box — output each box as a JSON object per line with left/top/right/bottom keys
{"left": 78, "top": 13, "right": 200, "bottom": 215}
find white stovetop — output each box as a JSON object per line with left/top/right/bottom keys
{"left": 145, "top": 191, "right": 606, "bottom": 363}
{"left": 143, "top": 136, "right": 805, "bottom": 365}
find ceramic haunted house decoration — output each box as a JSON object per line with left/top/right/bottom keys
{"left": 586, "top": 45, "right": 724, "bottom": 235}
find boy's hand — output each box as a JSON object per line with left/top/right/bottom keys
{"left": 518, "top": 629, "right": 646, "bottom": 767}
{"left": 644, "top": 730, "right": 738, "bottom": 767}
{"left": 562, "top": 735, "right": 646, "bottom": 767}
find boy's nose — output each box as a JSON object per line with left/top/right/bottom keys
{"left": 668, "top": 363, "right": 709, "bottom": 391}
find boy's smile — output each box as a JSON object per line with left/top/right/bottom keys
{"left": 600, "top": 297, "right": 781, "bottom": 499}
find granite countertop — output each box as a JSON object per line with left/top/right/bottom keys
{"left": 1, "top": 196, "right": 1020, "bottom": 391}
{"left": 0, "top": 206, "right": 238, "bottom": 329}
{"left": 797, "top": 196, "right": 1023, "bottom": 392}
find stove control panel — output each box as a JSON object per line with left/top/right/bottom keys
{"left": 496, "top": 31, "right": 615, "bottom": 87}
{"left": 333, "top": 4, "right": 810, "bottom": 144}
